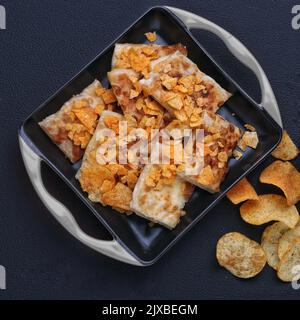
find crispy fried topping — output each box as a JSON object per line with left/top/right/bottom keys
{"left": 238, "top": 131, "right": 259, "bottom": 151}
{"left": 145, "top": 32, "right": 157, "bottom": 42}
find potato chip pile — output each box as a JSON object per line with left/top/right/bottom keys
{"left": 217, "top": 130, "right": 300, "bottom": 281}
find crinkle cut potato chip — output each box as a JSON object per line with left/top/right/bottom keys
{"left": 240, "top": 194, "right": 299, "bottom": 228}
{"left": 226, "top": 177, "right": 258, "bottom": 204}
{"left": 259, "top": 160, "right": 300, "bottom": 206}
{"left": 278, "top": 225, "right": 300, "bottom": 260}
{"left": 261, "top": 222, "right": 290, "bottom": 270}
{"left": 216, "top": 232, "right": 266, "bottom": 279}
{"left": 271, "top": 130, "right": 299, "bottom": 161}
{"left": 277, "top": 241, "right": 300, "bottom": 282}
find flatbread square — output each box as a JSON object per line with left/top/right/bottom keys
{"left": 140, "top": 51, "right": 232, "bottom": 125}
{"left": 39, "top": 80, "right": 110, "bottom": 162}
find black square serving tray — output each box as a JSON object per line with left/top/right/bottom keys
{"left": 19, "top": 6, "right": 282, "bottom": 265}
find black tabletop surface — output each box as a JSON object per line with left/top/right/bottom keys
{"left": 0, "top": 0, "right": 300, "bottom": 300}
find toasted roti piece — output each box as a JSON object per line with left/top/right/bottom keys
{"left": 176, "top": 111, "right": 241, "bottom": 193}
{"left": 111, "top": 43, "right": 187, "bottom": 76}
{"left": 130, "top": 164, "right": 194, "bottom": 229}
{"left": 261, "top": 222, "right": 290, "bottom": 270}
{"left": 240, "top": 194, "right": 299, "bottom": 228}
{"left": 39, "top": 80, "right": 113, "bottom": 162}
{"left": 108, "top": 68, "right": 170, "bottom": 128}
{"left": 260, "top": 160, "right": 300, "bottom": 206}
{"left": 278, "top": 224, "right": 300, "bottom": 260}
{"left": 226, "top": 177, "right": 259, "bottom": 204}
{"left": 140, "top": 51, "right": 231, "bottom": 125}
{"left": 277, "top": 240, "right": 300, "bottom": 282}
{"left": 77, "top": 111, "right": 141, "bottom": 213}
{"left": 216, "top": 232, "right": 266, "bottom": 279}
{"left": 271, "top": 130, "right": 299, "bottom": 161}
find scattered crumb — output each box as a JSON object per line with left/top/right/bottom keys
{"left": 145, "top": 31, "right": 157, "bottom": 42}
{"left": 244, "top": 124, "right": 256, "bottom": 132}
{"left": 233, "top": 150, "right": 243, "bottom": 160}
{"left": 238, "top": 131, "right": 259, "bottom": 151}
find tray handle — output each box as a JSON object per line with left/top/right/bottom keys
{"left": 19, "top": 135, "right": 142, "bottom": 266}
{"left": 165, "top": 6, "right": 283, "bottom": 128}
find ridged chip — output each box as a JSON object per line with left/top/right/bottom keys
{"left": 278, "top": 225, "right": 300, "bottom": 260}
{"left": 271, "top": 130, "right": 299, "bottom": 161}
{"left": 240, "top": 194, "right": 299, "bottom": 228}
{"left": 261, "top": 222, "right": 290, "bottom": 270}
{"left": 216, "top": 232, "right": 266, "bottom": 278}
{"left": 277, "top": 241, "right": 300, "bottom": 282}
{"left": 226, "top": 178, "right": 258, "bottom": 204}
{"left": 260, "top": 160, "right": 300, "bottom": 206}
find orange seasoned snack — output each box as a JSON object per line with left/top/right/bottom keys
{"left": 260, "top": 160, "right": 300, "bottom": 206}
{"left": 39, "top": 80, "right": 118, "bottom": 162}
{"left": 111, "top": 43, "right": 187, "bottom": 78}
{"left": 101, "top": 88, "right": 117, "bottom": 104}
{"left": 140, "top": 51, "right": 232, "bottom": 126}
{"left": 101, "top": 182, "right": 134, "bottom": 212}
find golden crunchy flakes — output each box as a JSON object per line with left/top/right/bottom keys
{"left": 66, "top": 123, "right": 91, "bottom": 149}
{"left": 79, "top": 166, "right": 115, "bottom": 198}
{"left": 238, "top": 131, "right": 259, "bottom": 151}
{"left": 73, "top": 107, "right": 98, "bottom": 134}
{"left": 102, "top": 89, "right": 117, "bottom": 104}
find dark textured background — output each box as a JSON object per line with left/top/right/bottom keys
{"left": 0, "top": 0, "right": 300, "bottom": 299}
